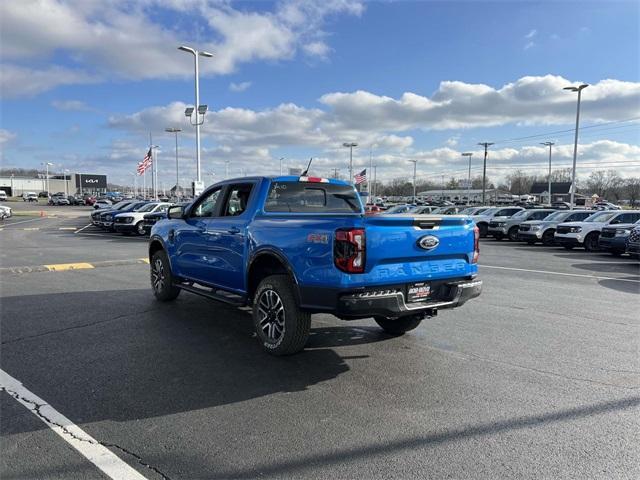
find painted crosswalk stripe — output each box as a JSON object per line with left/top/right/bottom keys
{"left": 0, "top": 369, "right": 149, "bottom": 480}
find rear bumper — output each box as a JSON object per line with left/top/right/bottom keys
{"left": 299, "top": 278, "right": 482, "bottom": 320}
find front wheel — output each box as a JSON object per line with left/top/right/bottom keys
{"left": 374, "top": 315, "right": 423, "bottom": 335}
{"left": 583, "top": 233, "right": 600, "bottom": 252}
{"left": 150, "top": 250, "right": 181, "bottom": 301}
{"left": 136, "top": 221, "right": 145, "bottom": 236}
{"left": 253, "top": 275, "right": 311, "bottom": 355}
{"left": 542, "top": 230, "right": 555, "bottom": 246}
{"left": 508, "top": 227, "right": 519, "bottom": 242}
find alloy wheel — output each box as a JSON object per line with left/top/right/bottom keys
{"left": 152, "top": 258, "right": 165, "bottom": 293}
{"left": 257, "top": 289, "right": 286, "bottom": 342}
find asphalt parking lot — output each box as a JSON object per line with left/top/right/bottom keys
{"left": 1, "top": 208, "right": 639, "bottom": 479}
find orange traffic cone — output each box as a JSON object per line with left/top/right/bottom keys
{"left": 40, "top": 210, "right": 46, "bottom": 217}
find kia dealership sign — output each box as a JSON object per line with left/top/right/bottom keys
{"left": 75, "top": 174, "right": 107, "bottom": 189}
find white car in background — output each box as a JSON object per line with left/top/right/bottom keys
{"left": 554, "top": 210, "right": 640, "bottom": 251}
{"left": 113, "top": 202, "right": 172, "bottom": 235}
{"left": 471, "top": 206, "right": 524, "bottom": 238}
{"left": 0, "top": 191, "right": 7, "bottom": 201}
{"left": 0, "top": 204, "right": 12, "bottom": 220}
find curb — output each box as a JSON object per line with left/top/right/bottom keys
{"left": 0, "top": 258, "right": 149, "bottom": 275}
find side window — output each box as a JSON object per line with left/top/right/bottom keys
{"left": 532, "top": 211, "right": 550, "bottom": 220}
{"left": 613, "top": 213, "right": 640, "bottom": 224}
{"left": 568, "top": 212, "right": 588, "bottom": 222}
{"left": 192, "top": 188, "right": 222, "bottom": 218}
{"left": 223, "top": 184, "right": 254, "bottom": 217}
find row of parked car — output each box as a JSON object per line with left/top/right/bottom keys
{"left": 90, "top": 199, "right": 183, "bottom": 236}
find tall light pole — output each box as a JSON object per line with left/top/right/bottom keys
{"left": 408, "top": 159, "right": 417, "bottom": 203}
{"left": 564, "top": 84, "right": 588, "bottom": 209}
{"left": 165, "top": 127, "right": 182, "bottom": 197}
{"left": 279, "top": 157, "right": 284, "bottom": 175}
{"left": 343, "top": 142, "right": 358, "bottom": 183}
{"left": 178, "top": 45, "right": 213, "bottom": 185}
{"left": 540, "top": 142, "right": 555, "bottom": 205}
{"left": 462, "top": 152, "right": 473, "bottom": 205}
{"left": 150, "top": 145, "right": 160, "bottom": 200}
{"left": 64, "top": 169, "right": 70, "bottom": 197}
{"left": 42, "top": 162, "right": 53, "bottom": 196}
{"left": 373, "top": 165, "right": 377, "bottom": 199}
{"left": 478, "top": 142, "right": 494, "bottom": 204}
{"left": 225, "top": 159, "right": 230, "bottom": 179}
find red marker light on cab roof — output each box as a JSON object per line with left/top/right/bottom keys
{"left": 299, "top": 176, "right": 329, "bottom": 183}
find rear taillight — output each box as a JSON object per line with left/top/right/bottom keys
{"left": 334, "top": 228, "right": 366, "bottom": 273}
{"left": 472, "top": 225, "right": 480, "bottom": 263}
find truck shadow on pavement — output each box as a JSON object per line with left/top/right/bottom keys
{"left": 570, "top": 262, "right": 640, "bottom": 294}
{"left": 0, "top": 289, "right": 399, "bottom": 435}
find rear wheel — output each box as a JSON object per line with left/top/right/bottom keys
{"left": 583, "top": 232, "right": 600, "bottom": 252}
{"left": 253, "top": 275, "right": 311, "bottom": 355}
{"left": 374, "top": 314, "right": 423, "bottom": 335}
{"left": 542, "top": 230, "right": 555, "bottom": 246}
{"left": 150, "top": 250, "right": 181, "bottom": 301}
{"left": 136, "top": 221, "right": 145, "bottom": 236}
{"left": 508, "top": 226, "right": 519, "bottom": 242}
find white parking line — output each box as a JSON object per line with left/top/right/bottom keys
{"left": 481, "top": 264, "right": 640, "bottom": 284}
{"left": 74, "top": 223, "right": 93, "bottom": 233}
{"left": 0, "top": 369, "right": 149, "bottom": 480}
{"left": 1, "top": 218, "right": 43, "bottom": 227}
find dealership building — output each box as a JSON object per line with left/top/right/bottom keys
{"left": 0, "top": 174, "right": 108, "bottom": 197}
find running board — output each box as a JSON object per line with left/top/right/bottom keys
{"left": 177, "top": 282, "right": 247, "bottom": 306}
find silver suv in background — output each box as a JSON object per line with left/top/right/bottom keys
{"left": 518, "top": 210, "right": 594, "bottom": 246}
{"left": 488, "top": 209, "right": 556, "bottom": 241}
{"left": 471, "top": 206, "right": 524, "bottom": 238}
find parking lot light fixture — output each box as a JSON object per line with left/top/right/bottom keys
{"left": 540, "top": 142, "right": 555, "bottom": 205}
{"left": 178, "top": 45, "right": 214, "bottom": 184}
{"left": 462, "top": 153, "right": 473, "bottom": 205}
{"left": 477, "top": 143, "right": 493, "bottom": 205}
{"left": 408, "top": 159, "right": 418, "bottom": 203}
{"left": 342, "top": 142, "right": 358, "bottom": 183}
{"left": 165, "top": 128, "right": 182, "bottom": 197}
{"left": 41, "top": 162, "right": 53, "bottom": 197}
{"left": 563, "top": 84, "right": 588, "bottom": 210}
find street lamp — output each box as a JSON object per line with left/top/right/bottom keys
{"left": 462, "top": 152, "right": 473, "bottom": 205}
{"left": 540, "top": 142, "right": 555, "bottom": 205}
{"left": 150, "top": 145, "right": 160, "bottom": 200}
{"left": 178, "top": 45, "right": 214, "bottom": 185}
{"left": 343, "top": 142, "right": 358, "bottom": 183}
{"left": 279, "top": 157, "right": 285, "bottom": 175}
{"left": 563, "top": 84, "right": 588, "bottom": 209}
{"left": 165, "top": 127, "right": 182, "bottom": 197}
{"left": 408, "top": 159, "right": 417, "bottom": 203}
{"left": 64, "top": 168, "right": 70, "bottom": 197}
{"left": 477, "top": 143, "right": 494, "bottom": 205}
{"left": 41, "top": 162, "right": 53, "bottom": 196}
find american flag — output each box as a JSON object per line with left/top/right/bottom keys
{"left": 354, "top": 169, "right": 367, "bottom": 185}
{"left": 137, "top": 148, "right": 153, "bottom": 175}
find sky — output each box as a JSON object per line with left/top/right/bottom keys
{"left": 1, "top": 0, "right": 639, "bottom": 189}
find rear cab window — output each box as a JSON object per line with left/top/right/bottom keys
{"left": 265, "top": 181, "right": 362, "bottom": 213}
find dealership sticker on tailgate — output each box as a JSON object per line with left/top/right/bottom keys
{"left": 407, "top": 282, "right": 431, "bottom": 303}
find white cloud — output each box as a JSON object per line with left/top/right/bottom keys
{"left": 0, "top": 0, "right": 364, "bottom": 97}
{"left": 524, "top": 29, "right": 537, "bottom": 39}
{"left": 229, "top": 81, "right": 252, "bottom": 93}
{"left": 445, "top": 135, "right": 460, "bottom": 147}
{"left": 51, "top": 100, "right": 91, "bottom": 111}
{"left": 0, "top": 129, "right": 17, "bottom": 145}
{"left": 524, "top": 41, "right": 535, "bottom": 50}
{"left": 302, "top": 41, "right": 331, "bottom": 58}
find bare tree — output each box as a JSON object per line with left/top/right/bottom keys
{"left": 624, "top": 177, "right": 640, "bottom": 207}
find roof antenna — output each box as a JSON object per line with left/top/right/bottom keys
{"left": 301, "top": 157, "right": 313, "bottom": 177}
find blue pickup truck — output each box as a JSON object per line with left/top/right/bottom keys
{"left": 149, "top": 176, "right": 482, "bottom": 355}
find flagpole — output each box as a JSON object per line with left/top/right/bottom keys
{"left": 149, "top": 132, "right": 155, "bottom": 200}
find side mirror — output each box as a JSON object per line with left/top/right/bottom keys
{"left": 167, "top": 205, "right": 185, "bottom": 220}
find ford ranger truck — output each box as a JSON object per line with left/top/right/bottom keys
{"left": 148, "top": 176, "right": 482, "bottom": 355}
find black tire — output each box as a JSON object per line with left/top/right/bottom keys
{"left": 542, "top": 230, "right": 555, "bottom": 246}
{"left": 493, "top": 233, "right": 503, "bottom": 241}
{"left": 374, "top": 314, "right": 423, "bottom": 335}
{"left": 508, "top": 226, "right": 519, "bottom": 242}
{"left": 253, "top": 275, "right": 311, "bottom": 356}
{"left": 584, "top": 232, "right": 600, "bottom": 252}
{"left": 526, "top": 240, "right": 536, "bottom": 245}
{"left": 150, "top": 250, "right": 180, "bottom": 301}
{"left": 136, "top": 221, "right": 145, "bottom": 236}
{"left": 477, "top": 223, "right": 488, "bottom": 238}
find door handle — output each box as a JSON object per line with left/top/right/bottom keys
{"left": 227, "top": 227, "right": 241, "bottom": 234}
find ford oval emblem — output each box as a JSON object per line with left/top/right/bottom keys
{"left": 418, "top": 235, "right": 439, "bottom": 250}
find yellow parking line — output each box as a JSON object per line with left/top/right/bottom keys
{"left": 44, "top": 263, "right": 95, "bottom": 272}
{"left": 139, "top": 258, "right": 150, "bottom": 264}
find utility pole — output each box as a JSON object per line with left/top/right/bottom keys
{"left": 369, "top": 147, "right": 373, "bottom": 195}
{"left": 540, "top": 142, "right": 555, "bottom": 205}
{"left": 225, "top": 159, "right": 230, "bottom": 179}
{"left": 178, "top": 46, "right": 213, "bottom": 184}
{"left": 332, "top": 167, "right": 340, "bottom": 179}
{"left": 408, "top": 159, "right": 418, "bottom": 203}
{"left": 343, "top": 142, "right": 358, "bottom": 183}
{"left": 165, "top": 128, "right": 182, "bottom": 198}
{"left": 462, "top": 152, "right": 473, "bottom": 205}
{"left": 279, "top": 157, "right": 284, "bottom": 175}
{"left": 564, "top": 84, "right": 588, "bottom": 209}
{"left": 441, "top": 174, "right": 445, "bottom": 202}
{"left": 478, "top": 142, "right": 494, "bottom": 204}
{"left": 373, "top": 165, "right": 377, "bottom": 199}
